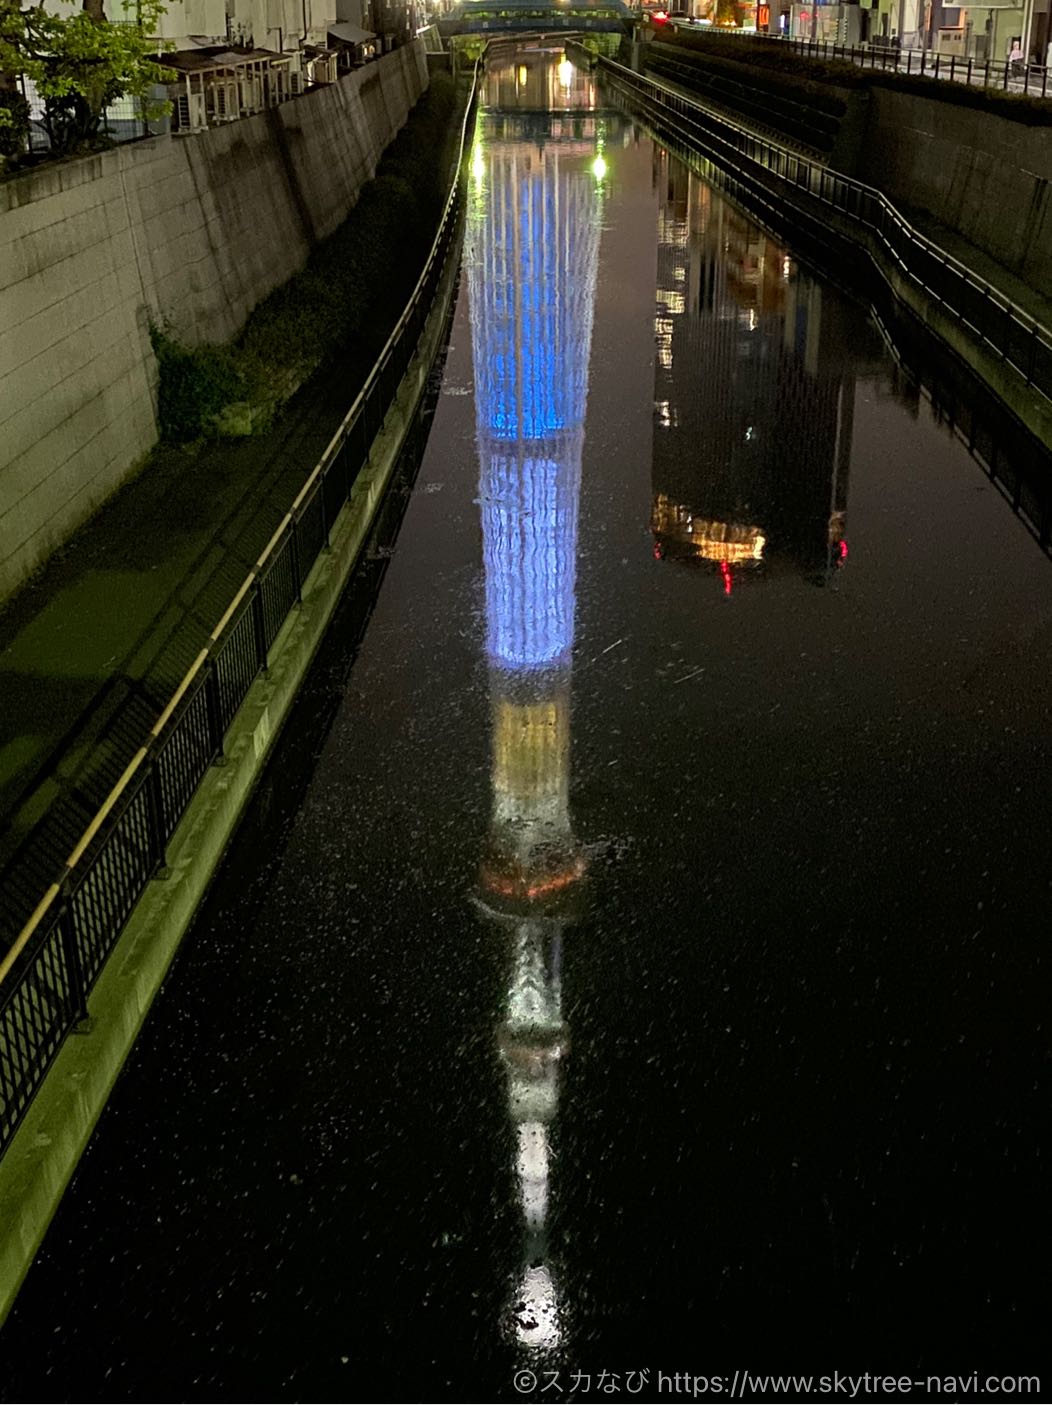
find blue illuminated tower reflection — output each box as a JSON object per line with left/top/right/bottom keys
{"left": 467, "top": 58, "right": 605, "bottom": 1358}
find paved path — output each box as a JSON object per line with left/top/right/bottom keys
{"left": 0, "top": 342, "right": 375, "bottom": 933}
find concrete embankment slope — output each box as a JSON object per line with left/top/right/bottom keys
{"left": 0, "top": 43, "right": 428, "bottom": 603}
{"left": 857, "top": 90, "right": 1052, "bottom": 297}
{"left": 644, "top": 32, "right": 1052, "bottom": 324}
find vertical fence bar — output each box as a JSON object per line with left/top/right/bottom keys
{"left": 203, "top": 662, "right": 224, "bottom": 762}
{"left": 58, "top": 897, "right": 88, "bottom": 1026}
{"left": 319, "top": 466, "right": 330, "bottom": 548}
{"left": 146, "top": 761, "right": 167, "bottom": 872}
{"left": 290, "top": 519, "right": 302, "bottom": 601}
{"left": 251, "top": 579, "right": 268, "bottom": 671}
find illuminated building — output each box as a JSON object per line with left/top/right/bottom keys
{"left": 649, "top": 152, "right": 858, "bottom": 591}
{"left": 467, "top": 67, "right": 604, "bottom": 1355}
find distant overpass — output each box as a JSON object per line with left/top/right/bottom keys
{"left": 438, "top": 0, "right": 632, "bottom": 36}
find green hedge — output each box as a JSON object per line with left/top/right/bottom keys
{"left": 156, "top": 70, "right": 459, "bottom": 442}
{"left": 151, "top": 331, "right": 252, "bottom": 443}
{"left": 660, "top": 28, "right": 1052, "bottom": 127}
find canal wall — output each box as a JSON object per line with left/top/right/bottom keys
{"left": 645, "top": 38, "right": 870, "bottom": 170}
{"left": 0, "top": 42, "right": 429, "bottom": 605}
{"left": 857, "top": 90, "right": 1052, "bottom": 292}
{"left": 604, "top": 54, "right": 1052, "bottom": 448}
{"left": 642, "top": 33, "right": 1052, "bottom": 306}
{"left": 0, "top": 201, "right": 462, "bottom": 1330}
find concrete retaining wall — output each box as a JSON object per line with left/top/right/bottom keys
{"left": 859, "top": 89, "right": 1052, "bottom": 292}
{"left": 0, "top": 42, "right": 428, "bottom": 604}
{"left": 643, "top": 37, "right": 1052, "bottom": 298}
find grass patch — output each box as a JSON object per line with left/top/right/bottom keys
{"left": 156, "top": 71, "right": 460, "bottom": 442}
{"left": 150, "top": 330, "right": 256, "bottom": 443}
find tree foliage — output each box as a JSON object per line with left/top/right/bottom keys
{"left": 0, "top": 0, "right": 174, "bottom": 162}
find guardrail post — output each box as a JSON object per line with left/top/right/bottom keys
{"left": 251, "top": 578, "right": 269, "bottom": 674}
{"left": 203, "top": 660, "right": 226, "bottom": 764}
{"left": 1026, "top": 324, "right": 1038, "bottom": 387}
{"left": 290, "top": 519, "right": 303, "bottom": 603}
{"left": 58, "top": 894, "right": 89, "bottom": 1028}
{"left": 145, "top": 759, "right": 169, "bottom": 877}
{"left": 316, "top": 470, "right": 330, "bottom": 551}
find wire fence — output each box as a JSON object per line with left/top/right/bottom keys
{"left": 0, "top": 57, "right": 483, "bottom": 1164}
{"left": 664, "top": 22, "right": 1052, "bottom": 102}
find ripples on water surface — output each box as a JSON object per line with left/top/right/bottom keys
{"left": 1, "top": 45, "right": 1050, "bottom": 1405}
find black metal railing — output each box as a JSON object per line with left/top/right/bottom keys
{"left": 0, "top": 57, "right": 484, "bottom": 1164}
{"left": 600, "top": 56, "right": 1052, "bottom": 407}
{"left": 663, "top": 22, "right": 1052, "bottom": 102}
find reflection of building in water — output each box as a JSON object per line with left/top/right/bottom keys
{"left": 467, "top": 74, "right": 603, "bottom": 1357}
{"left": 650, "top": 151, "right": 859, "bottom": 591}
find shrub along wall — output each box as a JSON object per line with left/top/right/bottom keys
{"left": 154, "top": 72, "right": 459, "bottom": 441}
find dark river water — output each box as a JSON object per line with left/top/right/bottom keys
{"left": 1, "top": 49, "right": 1050, "bottom": 1405}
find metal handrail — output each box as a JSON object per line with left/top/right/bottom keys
{"left": 0, "top": 60, "right": 483, "bottom": 1012}
{"left": 662, "top": 22, "right": 1052, "bottom": 103}
{"left": 599, "top": 54, "right": 1052, "bottom": 400}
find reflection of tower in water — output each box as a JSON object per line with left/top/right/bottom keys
{"left": 650, "top": 152, "right": 857, "bottom": 590}
{"left": 467, "top": 89, "right": 604, "bottom": 1355}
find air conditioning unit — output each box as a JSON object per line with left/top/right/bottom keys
{"left": 309, "top": 53, "right": 339, "bottom": 83}
{"left": 238, "top": 75, "right": 263, "bottom": 113}
{"left": 174, "top": 90, "right": 208, "bottom": 132}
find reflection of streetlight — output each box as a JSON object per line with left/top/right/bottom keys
{"left": 558, "top": 56, "right": 574, "bottom": 88}
{"left": 592, "top": 152, "right": 607, "bottom": 181}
